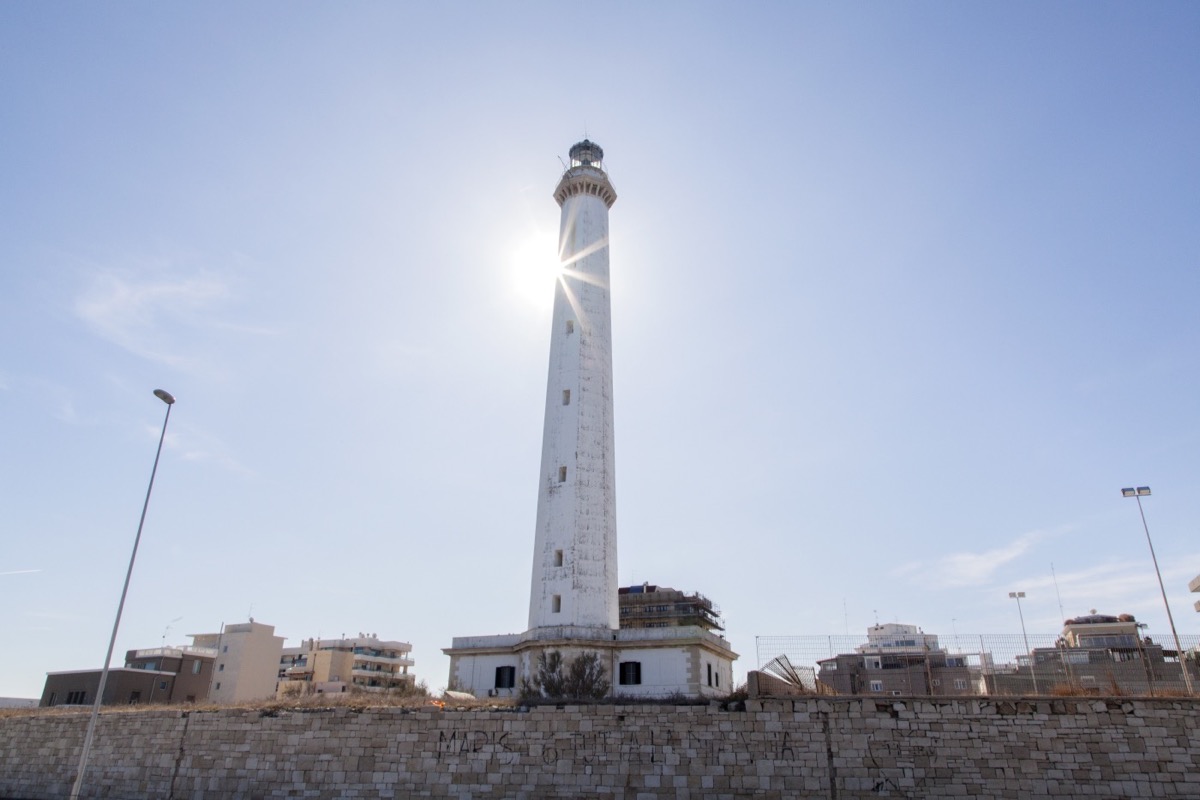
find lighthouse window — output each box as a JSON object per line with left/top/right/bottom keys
{"left": 552, "top": 595, "right": 562, "bottom": 613}
{"left": 558, "top": 466, "right": 567, "bottom": 482}
{"left": 565, "top": 320, "right": 574, "bottom": 334}
{"left": 554, "top": 550, "right": 564, "bottom": 567}
{"left": 562, "top": 389, "right": 571, "bottom": 405}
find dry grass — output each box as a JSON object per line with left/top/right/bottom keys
{"left": 0, "top": 691, "right": 515, "bottom": 720}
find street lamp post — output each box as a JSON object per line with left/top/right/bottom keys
{"left": 1009, "top": 591, "right": 1040, "bottom": 695}
{"left": 69, "top": 389, "right": 176, "bottom": 800}
{"left": 1121, "top": 486, "right": 1194, "bottom": 695}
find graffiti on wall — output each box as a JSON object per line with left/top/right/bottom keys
{"left": 434, "top": 727, "right": 800, "bottom": 766}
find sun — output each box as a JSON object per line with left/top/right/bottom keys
{"left": 510, "top": 230, "right": 562, "bottom": 309}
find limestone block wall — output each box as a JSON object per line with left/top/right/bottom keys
{"left": 1, "top": 698, "right": 1198, "bottom": 798}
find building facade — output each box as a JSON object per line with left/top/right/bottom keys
{"left": 40, "top": 645, "right": 216, "bottom": 707}
{"left": 618, "top": 584, "right": 723, "bottom": 632}
{"left": 991, "top": 612, "right": 1200, "bottom": 695}
{"left": 189, "top": 620, "right": 284, "bottom": 704}
{"left": 817, "top": 624, "right": 981, "bottom": 697}
{"left": 277, "top": 634, "right": 414, "bottom": 697}
{"left": 446, "top": 142, "right": 737, "bottom": 699}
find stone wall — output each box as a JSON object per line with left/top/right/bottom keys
{"left": 1, "top": 697, "right": 1198, "bottom": 798}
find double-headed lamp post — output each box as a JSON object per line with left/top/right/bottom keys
{"left": 1009, "top": 591, "right": 1040, "bottom": 695}
{"left": 70, "top": 389, "right": 176, "bottom": 800}
{"left": 1121, "top": 486, "right": 1194, "bottom": 695}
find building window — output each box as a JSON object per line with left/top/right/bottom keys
{"left": 495, "top": 666, "right": 516, "bottom": 689}
{"left": 563, "top": 389, "right": 571, "bottom": 405}
{"left": 558, "top": 466, "right": 567, "bottom": 482}
{"left": 554, "top": 549, "right": 564, "bottom": 567}
{"left": 954, "top": 679, "right": 968, "bottom": 690}
{"left": 159, "top": 681, "right": 168, "bottom": 691}
{"left": 214, "top": 683, "right": 221, "bottom": 691}
{"left": 870, "top": 680, "right": 884, "bottom": 692}
{"left": 129, "top": 691, "right": 141, "bottom": 704}
{"left": 222, "top": 645, "right": 228, "bottom": 653}
{"left": 186, "top": 695, "right": 196, "bottom": 703}
{"left": 707, "top": 663, "right": 713, "bottom": 687}
{"left": 931, "top": 678, "right": 941, "bottom": 686}
{"left": 47, "top": 692, "right": 56, "bottom": 706}
{"left": 65, "top": 691, "right": 86, "bottom": 704}
{"left": 218, "top": 664, "right": 225, "bottom": 672}
{"left": 619, "top": 661, "right": 642, "bottom": 686}
{"left": 192, "top": 661, "right": 202, "bottom": 675}
{"left": 565, "top": 320, "right": 574, "bottom": 334}
{"left": 552, "top": 595, "right": 561, "bottom": 613}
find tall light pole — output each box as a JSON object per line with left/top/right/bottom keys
{"left": 1009, "top": 591, "right": 1039, "bottom": 695}
{"left": 1121, "top": 486, "right": 1194, "bottom": 695}
{"left": 70, "top": 389, "right": 176, "bottom": 800}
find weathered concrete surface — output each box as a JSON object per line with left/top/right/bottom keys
{"left": 2, "top": 698, "right": 1198, "bottom": 798}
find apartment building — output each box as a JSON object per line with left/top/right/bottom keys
{"left": 277, "top": 633, "right": 414, "bottom": 697}
{"left": 40, "top": 645, "right": 216, "bottom": 707}
{"left": 618, "top": 584, "right": 724, "bottom": 632}
{"left": 817, "top": 624, "right": 982, "bottom": 697}
{"left": 188, "top": 620, "right": 284, "bottom": 704}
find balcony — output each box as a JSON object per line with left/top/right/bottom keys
{"left": 352, "top": 652, "right": 414, "bottom": 668}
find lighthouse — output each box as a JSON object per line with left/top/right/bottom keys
{"left": 445, "top": 141, "right": 736, "bottom": 699}
{"left": 528, "top": 140, "right": 619, "bottom": 631}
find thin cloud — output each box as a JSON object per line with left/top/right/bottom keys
{"left": 0, "top": 569, "right": 43, "bottom": 577}
{"left": 1019, "top": 555, "right": 1200, "bottom": 621}
{"left": 935, "top": 530, "right": 1043, "bottom": 587}
{"left": 75, "top": 271, "right": 230, "bottom": 366}
{"left": 902, "top": 526, "right": 1072, "bottom": 588}
{"left": 72, "top": 260, "right": 278, "bottom": 370}
{"left": 164, "top": 427, "right": 257, "bottom": 479}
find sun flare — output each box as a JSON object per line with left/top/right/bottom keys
{"left": 510, "top": 230, "right": 563, "bottom": 309}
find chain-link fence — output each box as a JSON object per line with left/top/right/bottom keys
{"left": 756, "top": 633, "right": 1200, "bottom": 697}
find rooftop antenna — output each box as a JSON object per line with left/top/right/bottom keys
{"left": 1050, "top": 563, "right": 1067, "bottom": 620}
{"left": 161, "top": 616, "right": 183, "bottom": 647}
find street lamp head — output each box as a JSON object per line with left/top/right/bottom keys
{"left": 1137, "top": 487, "right": 1151, "bottom": 496}
{"left": 153, "top": 389, "right": 176, "bottom": 405}
{"left": 1121, "top": 488, "right": 1136, "bottom": 497}
{"left": 1009, "top": 592, "right": 1025, "bottom": 599}
{"left": 1121, "top": 486, "right": 1151, "bottom": 497}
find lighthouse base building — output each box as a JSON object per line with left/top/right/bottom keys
{"left": 446, "top": 625, "right": 736, "bottom": 700}
{"left": 444, "top": 141, "right": 736, "bottom": 699}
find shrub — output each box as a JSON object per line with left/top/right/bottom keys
{"left": 522, "top": 650, "right": 610, "bottom": 701}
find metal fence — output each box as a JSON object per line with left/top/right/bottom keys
{"left": 756, "top": 633, "right": 1200, "bottom": 697}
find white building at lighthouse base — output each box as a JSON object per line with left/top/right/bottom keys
{"left": 445, "top": 626, "right": 737, "bottom": 700}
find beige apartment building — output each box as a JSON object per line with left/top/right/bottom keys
{"left": 189, "top": 620, "right": 284, "bottom": 704}
{"left": 277, "top": 634, "right": 414, "bottom": 697}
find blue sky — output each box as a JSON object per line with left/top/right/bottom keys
{"left": 2, "top": 3, "right": 1198, "bottom": 699}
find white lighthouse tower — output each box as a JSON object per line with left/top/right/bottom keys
{"left": 528, "top": 140, "right": 619, "bottom": 631}
{"left": 445, "top": 141, "right": 736, "bottom": 699}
